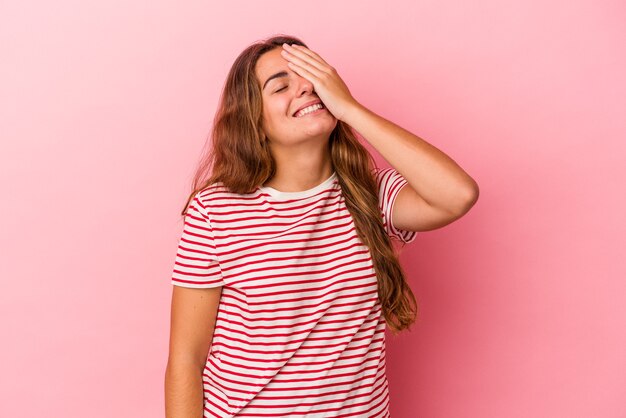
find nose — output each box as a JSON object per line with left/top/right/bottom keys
{"left": 295, "top": 75, "right": 314, "bottom": 96}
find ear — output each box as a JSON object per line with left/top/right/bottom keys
{"left": 260, "top": 130, "right": 268, "bottom": 144}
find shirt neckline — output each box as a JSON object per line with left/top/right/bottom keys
{"left": 259, "top": 172, "right": 337, "bottom": 200}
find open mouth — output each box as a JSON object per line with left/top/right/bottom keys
{"left": 293, "top": 103, "right": 326, "bottom": 118}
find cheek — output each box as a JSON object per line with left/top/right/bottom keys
{"left": 265, "top": 99, "right": 290, "bottom": 124}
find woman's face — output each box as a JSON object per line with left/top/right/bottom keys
{"left": 255, "top": 47, "right": 337, "bottom": 146}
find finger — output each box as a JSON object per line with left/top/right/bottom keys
{"left": 291, "top": 44, "right": 332, "bottom": 68}
{"left": 281, "top": 50, "right": 325, "bottom": 79}
{"left": 282, "top": 45, "right": 326, "bottom": 73}
{"left": 283, "top": 44, "right": 328, "bottom": 74}
{"left": 286, "top": 61, "right": 315, "bottom": 83}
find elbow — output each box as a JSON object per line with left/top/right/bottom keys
{"left": 467, "top": 181, "right": 480, "bottom": 205}
{"left": 451, "top": 183, "right": 479, "bottom": 217}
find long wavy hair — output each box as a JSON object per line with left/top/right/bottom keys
{"left": 181, "top": 34, "right": 418, "bottom": 334}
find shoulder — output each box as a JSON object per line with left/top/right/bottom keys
{"left": 371, "top": 166, "right": 399, "bottom": 179}
{"left": 192, "top": 181, "right": 259, "bottom": 215}
{"left": 370, "top": 166, "right": 408, "bottom": 194}
{"left": 194, "top": 179, "right": 241, "bottom": 203}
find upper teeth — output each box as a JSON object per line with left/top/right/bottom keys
{"left": 295, "top": 103, "right": 323, "bottom": 117}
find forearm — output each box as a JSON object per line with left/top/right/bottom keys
{"left": 165, "top": 360, "right": 205, "bottom": 418}
{"left": 343, "top": 102, "right": 479, "bottom": 213}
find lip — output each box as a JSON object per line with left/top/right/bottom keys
{"left": 292, "top": 100, "right": 324, "bottom": 117}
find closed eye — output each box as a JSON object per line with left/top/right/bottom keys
{"left": 275, "top": 86, "right": 287, "bottom": 93}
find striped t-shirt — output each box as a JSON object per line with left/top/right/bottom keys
{"left": 170, "top": 167, "right": 417, "bottom": 417}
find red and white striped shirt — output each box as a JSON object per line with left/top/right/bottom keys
{"left": 171, "top": 167, "right": 417, "bottom": 417}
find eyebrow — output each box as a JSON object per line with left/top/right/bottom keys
{"left": 262, "top": 71, "right": 288, "bottom": 91}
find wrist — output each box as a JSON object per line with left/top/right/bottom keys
{"left": 340, "top": 101, "right": 367, "bottom": 126}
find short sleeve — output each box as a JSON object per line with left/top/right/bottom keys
{"left": 373, "top": 167, "right": 418, "bottom": 244}
{"left": 170, "top": 194, "right": 225, "bottom": 288}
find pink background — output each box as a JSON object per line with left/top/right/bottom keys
{"left": 1, "top": 1, "right": 625, "bottom": 417}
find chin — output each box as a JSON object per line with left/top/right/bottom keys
{"left": 304, "top": 121, "right": 336, "bottom": 137}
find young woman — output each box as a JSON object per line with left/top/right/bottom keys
{"left": 165, "top": 35, "right": 478, "bottom": 418}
